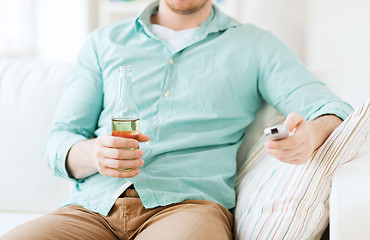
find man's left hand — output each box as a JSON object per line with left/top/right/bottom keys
{"left": 265, "top": 113, "right": 316, "bottom": 165}
{"left": 265, "top": 112, "right": 343, "bottom": 165}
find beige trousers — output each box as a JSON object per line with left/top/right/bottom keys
{"left": 1, "top": 189, "right": 233, "bottom": 240}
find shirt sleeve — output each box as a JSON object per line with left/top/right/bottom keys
{"left": 45, "top": 32, "right": 103, "bottom": 182}
{"left": 257, "top": 31, "right": 353, "bottom": 121}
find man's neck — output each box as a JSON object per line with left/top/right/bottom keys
{"left": 151, "top": 1, "right": 213, "bottom": 31}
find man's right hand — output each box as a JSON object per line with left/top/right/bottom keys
{"left": 66, "top": 133, "right": 150, "bottom": 179}
{"left": 94, "top": 134, "right": 149, "bottom": 178}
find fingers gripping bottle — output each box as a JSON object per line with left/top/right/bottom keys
{"left": 112, "top": 65, "right": 140, "bottom": 171}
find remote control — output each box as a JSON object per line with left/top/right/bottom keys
{"left": 264, "top": 124, "right": 290, "bottom": 141}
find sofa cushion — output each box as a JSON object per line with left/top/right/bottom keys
{"left": 0, "top": 59, "right": 71, "bottom": 213}
{"left": 234, "top": 100, "right": 370, "bottom": 239}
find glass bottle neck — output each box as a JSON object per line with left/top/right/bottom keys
{"left": 112, "top": 65, "right": 139, "bottom": 120}
{"left": 118, "top": 66, "right": 132, "bottom": 104}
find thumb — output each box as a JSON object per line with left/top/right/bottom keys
{"left": 284, "top": 112, "right": 305, "bottom": 133}
{"left": 138, "top": 132, "right": 150, "bottom": 142}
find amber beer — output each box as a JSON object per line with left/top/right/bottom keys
{"left": 112, "top": 118, "right": 140, "bottom": 144}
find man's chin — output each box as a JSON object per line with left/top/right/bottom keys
{"left": 165, "top": 0, "right": 209, "bottom": 15}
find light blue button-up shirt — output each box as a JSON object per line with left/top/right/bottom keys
{"left": 46, "top": 2, "right": 353, "bottom": 216}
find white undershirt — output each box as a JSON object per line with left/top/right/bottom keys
{"left": 151, "top": 24, "right": 200, "bottom": 52}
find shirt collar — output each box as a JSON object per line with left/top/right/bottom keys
{"left": 135, "top": 1, "right": 240, "bottom": 37}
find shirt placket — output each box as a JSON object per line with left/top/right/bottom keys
{"left": 152, "top": 56, "right": 176, "bottom": 143}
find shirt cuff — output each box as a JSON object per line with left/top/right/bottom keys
{"left": 308, "top": 101, "right": 354, "bottom": 121}
{"left": 47, "top": 132, "right": 87, "bottom": 183}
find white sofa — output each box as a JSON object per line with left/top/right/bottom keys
{"left": 0, "top": 58, "right": 369, "bottom": 239}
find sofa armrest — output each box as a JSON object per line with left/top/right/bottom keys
{"left": 0, "top": 212, "right": 43, "bottom": 237}
{"left": 330, "top": 136, "right": 370, "bottom": 239}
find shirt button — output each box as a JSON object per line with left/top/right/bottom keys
{"left": 163, "top": 91, "right": 170, "bottom": 98}
{"left": 168, "top": 58, "right": 174, "bottom": 64}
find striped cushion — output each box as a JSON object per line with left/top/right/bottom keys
{"left": 235, "top": 100, "right": 370, "bottom": 240}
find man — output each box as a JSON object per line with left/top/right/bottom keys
{"left": 2, "top": 0, "right": 353, "bottom": 239}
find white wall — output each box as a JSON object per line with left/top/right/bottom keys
{"left": 239, "top": 0, "right": 305, "bottom": 59}
{"left": 0, "top": 0, "right": 35, "bottom": 57}
{"left": 304, "top": 0, "right": 370, "bottom": 108}
{"left": 35, "top": 0, "right": 89, "bottom": 63}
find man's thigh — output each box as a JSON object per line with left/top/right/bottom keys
{"left": 0, "top": 205, "right": 118, "bottom": 240}
{"left": 135, "top": 200, "right": 234, "bottom": 240}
